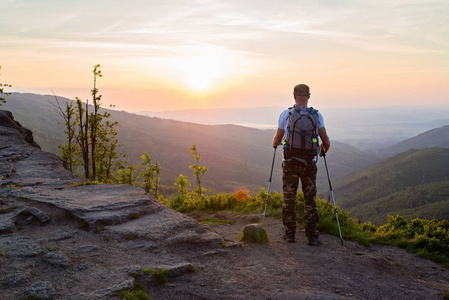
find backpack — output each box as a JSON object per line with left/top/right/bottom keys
{"left": 283, "top": 106, "right": 320, "bottom": 162}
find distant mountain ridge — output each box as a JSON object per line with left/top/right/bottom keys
{"left": 2, "top": 93, "right": 379, "bottom": 193}
{"left": 137, "top": 106, "right": 283, "bottom": 129}
{"left": 332, "top": 148, "right": 449, "bottom": 224}
{"left": 138, "top": 105, "right": 449, "bottom": 152}
{"left": 380, "top": 125, "right": 449, "bottom": 157}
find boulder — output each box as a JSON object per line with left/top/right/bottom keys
{"left": 239, "top": 223, "right": 269, "bottom": 243}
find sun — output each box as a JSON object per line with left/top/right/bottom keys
{"left": 178, "top": 54, "right": 226, "bottom": 92}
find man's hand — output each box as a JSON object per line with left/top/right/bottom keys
{"left": 320, "top": 145, "right": 327, "bottom": 154}
{"left": 272, "top": 128, "right": 285, "bottom": 148}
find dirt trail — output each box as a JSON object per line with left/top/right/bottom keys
{"left": 146, "top": 213, "right": 449, "bottom": 300}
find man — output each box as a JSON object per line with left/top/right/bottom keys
{"left": 272, "top": 84, "right": 331, "bottom": 246}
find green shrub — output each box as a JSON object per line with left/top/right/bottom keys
{"left": 169, "top": 195, "right": 186, "bottom": 212}
{"left": 370, "top": 215, "right": 449, "bottom": 265}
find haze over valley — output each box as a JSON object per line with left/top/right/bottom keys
{"left": 138, "top": 104, "right": 449, "bottom": 153}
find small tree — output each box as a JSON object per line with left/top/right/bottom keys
{"left": 138, "top": 152, "right": 155, "bottom": 193}
{"left": 171, "top": 173, "right": 191, "bottom": 212}
{"left": 153, "top": 162, "right": 161, "bottom": 198}
{"left": 174, "top": 174, "right": 190, "bottom": 197}
{"left": 0, "top": 65, "right": 12, "bottom": 106}
{"left": 50, "top": 92, "right": 79, "bottom": 172}
{"left": 116, "top": 165, "right": 137, "bottom": 185}
{"left": 90, "top": 64, "right": 102, "bottom": 180}
{"left": 137, "top": 153, "right": 162, "bottom": 197}
{"left": 76, "top": 97, "right": 90, "bottom": 178}
{"left": 57, "top": 64, "right": 122, "bottom": 182}
{"left": 189, "top": 144, "right": 208, "bottom": 197}
{"left": 95, "top": 117, "right": 123, "bottom": 182}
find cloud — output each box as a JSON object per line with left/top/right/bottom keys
{"left": 3, "top": 0, "right": 446, "bottom": 58}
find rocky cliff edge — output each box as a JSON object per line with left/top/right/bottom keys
{"left": 0, "top": 110, "right": 223, "bottom": 299}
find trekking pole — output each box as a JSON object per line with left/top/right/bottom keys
{"left": 262, "top": 146, "right": 277, "bottom": 225}
{"left": 321, "top": 152, "right": 344, "bottom": 245}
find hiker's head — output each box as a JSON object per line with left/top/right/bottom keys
{"left": 293, "top": 84, "right": 311, "bottom": 105}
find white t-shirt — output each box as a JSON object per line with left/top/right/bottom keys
{"left": 278, "top": 107, "right": 325, "bottom": 132}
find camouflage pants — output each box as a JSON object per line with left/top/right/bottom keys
{"left": 282, "top": 159, "right": 319, "bottom": 238}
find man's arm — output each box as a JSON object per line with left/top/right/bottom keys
{"left": 272, "top": 128, "right": 285, "bottom": 147}
{"left": 319, "top": 127, "right": 331, "bottom": 153}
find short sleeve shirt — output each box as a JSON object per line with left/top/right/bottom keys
{"left": 278, "top": 107, "right": 325, "bottom": 133}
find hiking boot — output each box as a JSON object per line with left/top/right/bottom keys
{"left": 282, "top": 232, "right": 295, "bottom": 243}
{"left": 307, "top": 236, "right": 322, "bottom": 246}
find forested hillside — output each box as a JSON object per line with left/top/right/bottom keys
{"left": 333, "top": 148, "right": 449, "bottom": 224}
{"left": 2, "top": 93, "right": 379, "bottom": 193}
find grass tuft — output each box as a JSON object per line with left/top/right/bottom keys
{"left": 130, "top": 212, "right": 140, "bottom": 220}
{"left": 142, "top": 268, "right": 170, "bottom": 284}
{"left": 124, "top": 234, "right": 138, "bottom": 240}
{"left": 78, "top": 219, "right": 90, "bottom": 229}
{"left": 45, "top": 246, "right": 59, "bottom": 252}
{"left": 24, "top": 296, "right": 42, "bottom": 300}
{"left": 443, "top": 290, "right": 449, "bottom": 300}
{"left": 118, "top": 283, "right": 150, "bottom": 300}
{"left": 200, "top": 217, "right": 235, "bottom": 226}
{"left": 186, "top": 264, "right": 197, "bottom": 273}
{"left": 0, "top": 206, "right": 17, "bottom": 214}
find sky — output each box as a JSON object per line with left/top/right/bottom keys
{"left": 1, "top": 0, "right": 448, "bottom": 112}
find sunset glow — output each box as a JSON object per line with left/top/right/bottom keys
{"left": 177, "top": 53, "right": 227, "bottom": 91}
{"left": 1, "top": 1, "right": 448, "bottom": 111}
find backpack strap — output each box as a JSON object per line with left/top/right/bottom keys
{"left": 284, "top": 107, "right": 296, "bottom": 150}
